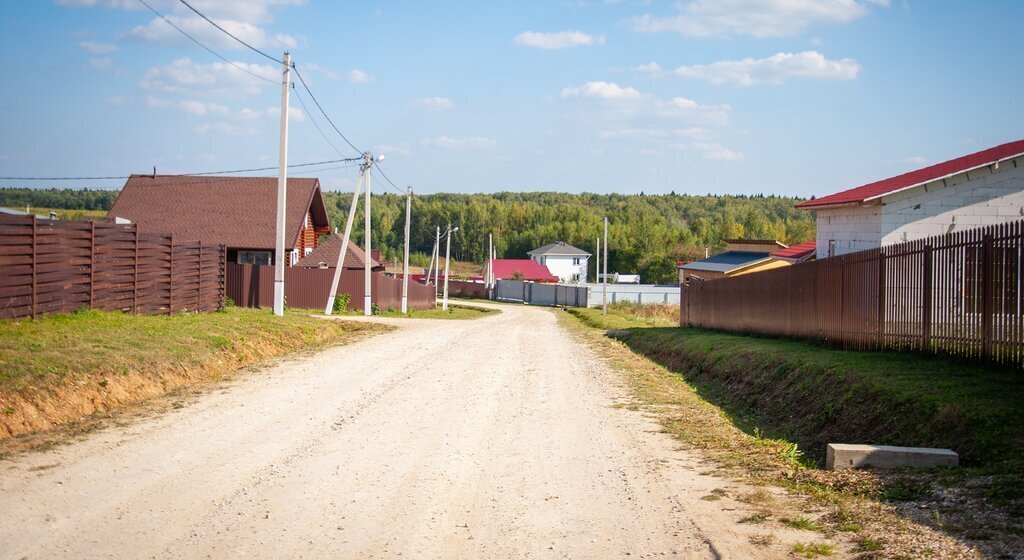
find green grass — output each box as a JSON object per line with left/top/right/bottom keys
{"left": 567, "top": 306, "right": 1024, "bottom": 470}
{"left": 792, "top": 542, "right": 836, "bottom": 558}
{"left": 563, "top": 303, "right": 1024, "bottom": 557}
{"left": 0, "top": 307, "right": 385, "bottom": 393}
{"left": 784, "top": 516, "right": 824, "bottom": 531}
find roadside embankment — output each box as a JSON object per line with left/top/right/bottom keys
{"left": 0, "top": 307, "right": 388, "bottom": 440}
{"left": 565, "top": 304, "right": 1024, "bottom": 558}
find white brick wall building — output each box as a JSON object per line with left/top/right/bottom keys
{"left": 799, "top": 141, "right": 1024, "bottom": 258}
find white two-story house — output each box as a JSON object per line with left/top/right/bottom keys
{"left": 797, "top": 139, "right": 1024, "bottom": 258}
{"left": 527, "top": 241, "right": 591, "bottom": 284}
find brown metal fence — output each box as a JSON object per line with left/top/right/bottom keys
{"left": 445, "top": 280, "right": 488, "bottom": 299}
{"left": 226, "top": 264, "right": 436, "bottom": 311}
{"left": 681, "top": 220, "right": 1023, "bottom": 368}
{"left": 1, "top": 214, "right": 225, "bottom": 319}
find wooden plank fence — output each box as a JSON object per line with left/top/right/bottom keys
{"left": 681, "top": 220, "right": 1023, "bottom": 368}
{"left": 1, "top": 214, "right": 225, "bottom": 319}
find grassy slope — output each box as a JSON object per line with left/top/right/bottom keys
{"left": 566, "top": 304, "right": 1023, "bottom": 556}
{"left": 570, "top": 305, "right": 1023, "bottom": 468}
{"left": 0, "top": 307, "right": 388, "bottom": 438}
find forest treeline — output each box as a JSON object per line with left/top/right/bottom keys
{"left": 0, "top": 188, "right": 815, "bottom": 284}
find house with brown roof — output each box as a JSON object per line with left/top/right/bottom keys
{"left": 295, "top": 233, "right": 382, "bottom": 271}
{"left": 108, "top": 174, "right": 331, "bottom": 267}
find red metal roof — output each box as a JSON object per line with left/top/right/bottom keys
{"left": 770, "top": 240, "right": 816, "bottom": 259}
{"left": 492, "top": 259, "right": 559, "bottom": 282}
{"left": 797, "top": 140, "right": 1024, "bottom": 209}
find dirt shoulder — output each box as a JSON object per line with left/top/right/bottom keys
{"left": 0, "top": 307, "right": 389, "bottom": 441}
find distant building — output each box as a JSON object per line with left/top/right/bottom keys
{"left": 527, "top": 241, "right": 591, "bottom": 283}
{"left": 678, "top": 239, "right": 789, "bottom": 283}
{"left": 797, "top": 140, "right": 1024, "bottom": 259}
{"left": 769, "top": 240, "right": 817, "bottom": 264}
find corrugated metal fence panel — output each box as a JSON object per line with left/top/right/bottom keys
{"left": 493, "top": 279, "right": 588, "bottom": 308}
{"left": 681, "top": 219, "right": 1024, "bottom": 368}
{"left": 0, "top": 214, "right": 224, "bottom": 319}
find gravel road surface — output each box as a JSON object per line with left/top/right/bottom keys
{"left": 1, "top": 303, "right": 796, "bottom": 559}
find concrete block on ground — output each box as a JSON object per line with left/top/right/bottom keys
{"left": 826, "top": 444, "right": 958, "bottom": 470}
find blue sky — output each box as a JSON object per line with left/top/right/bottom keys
{"left": 1, "top": 1, "right": 1021, "bottom": 197}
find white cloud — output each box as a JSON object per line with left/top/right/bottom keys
{"left": 79, "top": 40, "right": 117, "bottom": 54}
{"left": 410, "top": 97, "right": 454, "bottom": 111}
{"left": 903, "top": 155, "right": 927, "bottom": 166}
{"left": 346, "top": 69, "right": 375, "bottom": 84}
{"left": 693, "top": 142, "right": 745, "bottom": 161}
{"left": 106, "top": 95, "right": 130, "bottom": 106}
{"left": 421, "top": 136, "right": 496, "bottom": 149}
{"left": 560, "top": 81, "right": 642, "bottom": 101}
{"left": 127, "top": 14, "right": 299, "bottom": 51}
{"left": 57, "top": 0, "right": 140, "bottom": 8}
{"left": 560, "top": 81, "right": 732, "bottom": 146}
{"left": 630, "top": 0, "right": 889, "bottom": 38}
{"left": 89, "top": 57, "right": 113, "bottom": 70}
{"left": 598, "top": 128, "right": 706, "bottom": 140}
{"left": 139, "top": 57, "right": 276, "bottom": 97}
{"left": 146, "top": 95, "right": 304, "bottom": 122}
{"left": 633, "top": 62, "right": 662, "bottom": 73}
{"left": 513, "top": 30, "right": 606, "bottom": 49}
{"left": 146, "top": 97, "right": 230, "bottom": 116}
{"left": 674, "top": 51, "right": 860, "bottom": 85}
{"left": 265, "top": 105, "right": 306, "bottom": 122}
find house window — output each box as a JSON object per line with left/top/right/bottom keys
{"left": 290, "top": 251, "right": 299, "bottom": 266}
{"left": 572, "top": 257, "right": 581, "bottom": 265}
{"left": 238, "top": 251, "right": 272, "bottom": 266}
{"left": 827, "top": 240, "right": 836, "bottom": 258}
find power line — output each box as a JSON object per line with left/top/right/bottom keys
{"left": 291, "top": 65, "right": 363, "bottom": 156}
{"left": 159, "top": 0, "right": 414, "bottom": 193}
{"left": 135, "top": 0, "right": 276, "bottom": 85}
{"left": 291, "top": 83, "right": 346, "bottom": 159}
{"left": 0, "top": 158, "right": 362, "bottom": 181}
{"left": 176, "top": 0, "right": 283, "bottom": 65}
{"left": 372, "top": 161, "right": 406, "bottom": 194}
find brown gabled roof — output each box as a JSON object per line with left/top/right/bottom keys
{"left": 295, "top": 234, "right": 381, "bottom": 269}
{"left": 107, "top": 175, "right": 330, "bottom": 250}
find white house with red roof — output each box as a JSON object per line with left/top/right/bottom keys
{"left": 797, "top": 140, "right": 1024, "bottom": 258}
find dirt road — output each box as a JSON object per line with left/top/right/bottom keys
{"left": 1, "top": 303, "right": 801, "bottom": 559}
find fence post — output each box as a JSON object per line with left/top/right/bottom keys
{"left": 922, "top": 244, "right": 932, "bottom": 351}
{"left": 31, "top": 215, "right": 37, "bottom": 319}
{"left": 89, "top": 221, "right": 95, "bottom": 308}
{"left": 198, "top": 243, "right": 203, "bottom": 311}
{"left": 981, "top": 233, "right": 993, "bottom": 360}
{"left": 877, "top": 249, "right": 885, "bottom": 347}
{"left": 221, "top": 245, "right": 227, "bottom": 308}
{"left": 168, "top": 234, "right": 174, "bottom": 315}
{"left": 133, "top": 225, "right": 140, "bottom": 314}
